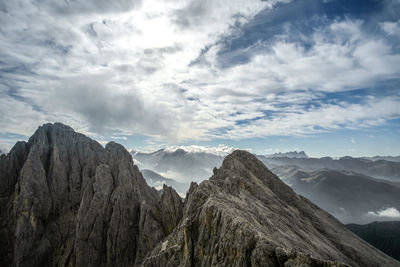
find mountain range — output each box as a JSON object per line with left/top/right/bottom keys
{"left": 140, "top": 169, "right": 189, "bottom": 196}
{"left": 1, "top": 123, "right": 398, "bottom": 266}
{"left": 263, "top": 151, "right": 308, "bottom": 158}
{"left": 134, "top": 148, "right": 400, "bottom": 184}
{"left": 134, "top": 147, "right": 400, "bottom": 224}
{"left": 362, "top": 156, "right": 400, "bottom": 162}
{"left": 132, "top": 149, "right": 224, "bottom": 183}
{"left": 258, "top": 156, "right": 400, "bottom": 182}
{"left": 272, "top": 166, "right": 400, "bottom": 223}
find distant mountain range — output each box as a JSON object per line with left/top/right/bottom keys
{"left": 132, "top": 148, "right": 224, "bottom": 183}
{"left": 259, "top": 156, "right": 400, "bottom": 182}
{"left": 263, "top": 150, "right": 308, "bottom": 158}
{"left": 362, "top": 156, "right": 400, "bottom": 162}
{"left": 134, "top": 148, "right": 400, "bottom": 183}
{"left": 140, "top": 169, "right": 189, "bottom": 196}
{"left": 273, "top": 166, "right": 400, "bottom": 223}
{"left": 346, "top": 221, "right": 400, "bottom": 261}
{"left": 133, "top": 148, "right": 400, "bottom": 224}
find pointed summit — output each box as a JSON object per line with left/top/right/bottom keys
{"left": 211, "top": 149, "right": 297, "bottom": 203}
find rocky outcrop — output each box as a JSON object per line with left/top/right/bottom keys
{"left": 154, "top": 184, "right": 184, "bottom": 235}
{"left": 0, "top": 123, "right": 183, "bottom": 267}
{"left": 144, "top": 150, "right": 399, "bottom": 267}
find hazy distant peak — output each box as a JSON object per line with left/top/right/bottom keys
{"left": 264, "top": 150, "right": 308, "bottom": 158}
{"left": 340, "top": 156, "right": 355, "bottom": 160}
{"left": 163, "top": 144, "right": 237, "bottom": 156}
{"left": 362, "top": 155, "right": 400, "bottom": 162}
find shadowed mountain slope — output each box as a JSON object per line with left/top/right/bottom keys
{"left": 346, "top": 221, "right": 400, "bottom": 261}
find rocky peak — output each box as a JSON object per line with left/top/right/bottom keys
{"left": 211, "top": 150, "right": 296, "bottom": 203}
{"left": 155, "top": 184, "right": 184, "bottom": 235}
{"left": 0, "top": 123, "right": 183, "bottom": 267}
{"left": 27, "top": 122, "right": 76, "bottom": 145}
{"left": 214, "top": 150, "right": 277, "bottom": 181}
{"left": 265, "top": 150, "right": 309, "bottom": 158}
{"left": 106, "top": 141, "right": 133, "bottom": 163}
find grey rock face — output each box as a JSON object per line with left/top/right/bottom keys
{"left": 0, "top": 141, "right": 29, "bottom": 265}
{"left": 0, "top": 123, "right": 183, "bottom": 267}
{"left": 155, "top": 184, "right": 184, "bottom": 235}
{"left": 144, "top": 150, "right": 399, "bottom": 267}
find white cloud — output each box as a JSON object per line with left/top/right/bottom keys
{"left": 1, "top": 2, "right": 400, "bottom": 145}
{"left": 205, "top": 19, "right": 400, "bottom": 94}
{"left": 367, "top": 207, "right": 400, "bottom": 218}
{"left": 212, "top": 96, "right": 400, "bottom": 139}
{"left": 164, "top": 144, "right": 240, "bottom": 156}
{"left": 380, "top": 20, "right": 400, "bottom": 36}
{"left": 0, "top": 0, "right": 285, "bottom": 141}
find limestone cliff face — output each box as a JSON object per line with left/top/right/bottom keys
{"left": 0, "top": 123, "right": 183, "bottom": 267}
{"left": 143, "top": 150, "right": 399, "bottom": 267}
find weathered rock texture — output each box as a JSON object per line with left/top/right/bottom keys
{"left": 143, "top": 150, "right": 400, "bottom": 267}
{"left": 0, "top": 123, "right": 183, "bottom": 267}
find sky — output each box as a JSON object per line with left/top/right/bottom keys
{"left": 0, "top": 0, "right": 400, "bottom": 157}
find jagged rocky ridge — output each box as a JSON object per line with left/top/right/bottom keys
{"left": 0, "top": 123, "right": 399, "bottom": 266}
{"left": 144, "top": 151, "right": 399, "bottom": 266}
{"left": 0, "top": 123, "right": 183, "bottom": 266}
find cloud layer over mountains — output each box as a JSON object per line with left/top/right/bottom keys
{"left": 1, "top": 0, "right": 400, "bottom": 149}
